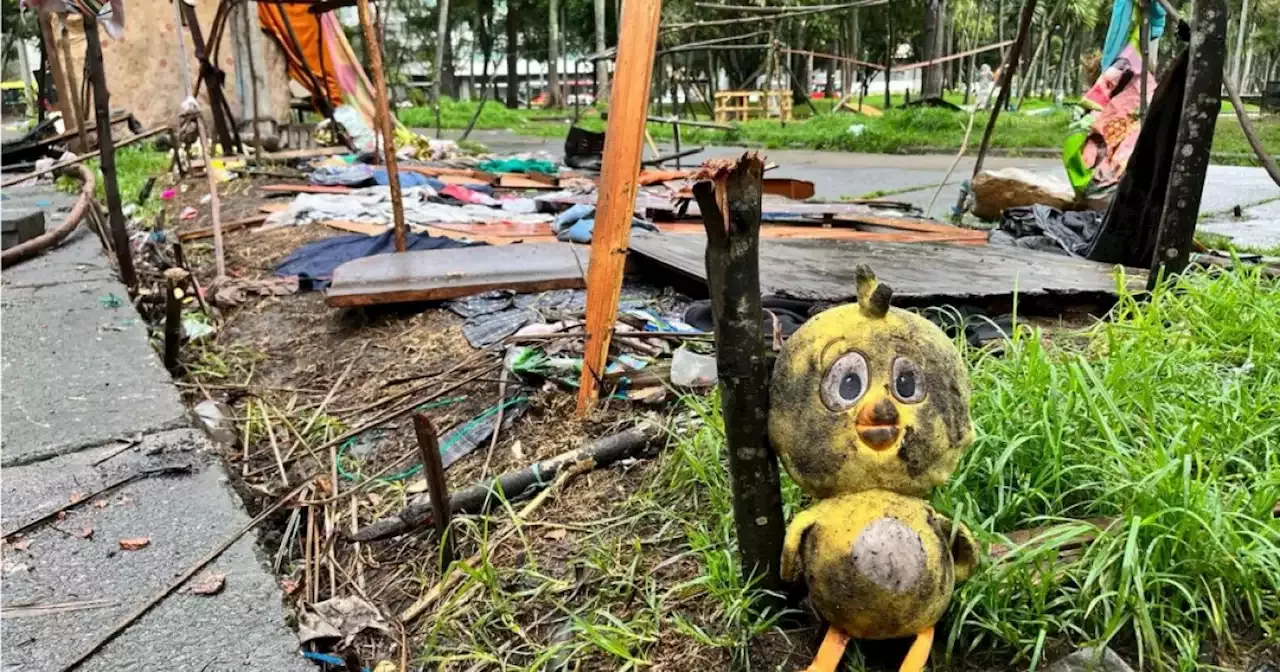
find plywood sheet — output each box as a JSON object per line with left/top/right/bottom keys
{"left": 628, "top": 231, "right": 1144, "bottom": 303}
{"left": 326, "top": 243, "right": 590, "bottom": 306}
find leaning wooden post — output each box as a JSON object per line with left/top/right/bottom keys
{"left": 692, "top": 153, "right": 787, "bottom": 607}
{"left": 163, "top": 268, "right": 189, "bottom": 371}
{"left": 82, "top": 16, "right": 137, "bottom": 291}
{"left": 574, "top": 0, "right": 663, "bottom": 415}
{"left": 971, "top": 0, "right": 1037, "bottom": 177}
{"left": 1149, "top": 0, "right": 1226, "bottom": 287}
{"left": 412, "top": 414, "right": 456, "bottom": 568}
{"left": 356, "top": 0, "right": 408, "bottom": 252}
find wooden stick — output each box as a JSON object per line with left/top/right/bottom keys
{"left": 302, "top": 342, "right": 367, "bottom": 436}
{"left": 692, "top": 154, "right": 787, "bottom": 610}
{"left": 262, "top": 404, "right": 290, "bottom": 487}
{"left": 0, "top": 126, "right": 169, "bottom": 189}
{"left": 81, "top": 16, "right": 137, "bottom": 291}
{"left": 576, "top": 0, "right": 663, "bottom": 414}
{"left": 3, "top": 465, "right": 193, "bottom": 541}
{"left": 971, "top": 0, "right": 1037, "bottom": 178}
{"left": 355, "top": 0, "right": 407, "bottom": 252}
{"left": 163, "top": 268, "right": 188, "bottom": 371}
{"left": 56, "top": 15, "right": 89, "bottom": 153}
{"left": 1148, "top": 0, "right": 1226, "bottom": 286}
{"left": 480, "top": 367, "right": 509, "bottom": 478}
{"left": 412, "top": 414, "right": 455, "bottom": 567}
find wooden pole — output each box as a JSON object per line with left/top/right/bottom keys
{"left": 1149, "top": 0, "right": 1226, "bottom": 287}
{"left": 575, "top": 0, "right": 662, "bottom": 415}
{"left": 38, "top": 14, "right": 78, "bottom": 150}
{"left": 57, "top": 16, "right": 89, "bottom": 153}
{"left": 412, "top": 414, "right": 455, "bottom": 568}
{"left": 356, "top": 0, "right": 408, "bottom": 252}
{"left": 692, "top": 153, "right": 787, "bottom": 607}
{"left": 0, "top": 126, "right": 168, "bottom": 189}
{"left": 163, "top": 268, "right": 188, "bottom": 371}
{"left": 82, "top": 16, "right": 137, "bottom": 291}
{"left": 971, "top": 0, "right": 1037, "bottom": 178}
{"left": 240, "top": 4, "right": 264, "bottom": 159}
{"left": 884, "top": 9, "right": 893, "bottom": 108}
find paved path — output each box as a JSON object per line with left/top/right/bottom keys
{"left": 450, "top": 129, "right": 1280, "bottom": 242}
{"left": 1, "top": 186, "right": 309, "bottom": 672}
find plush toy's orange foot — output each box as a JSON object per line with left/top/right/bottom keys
{"left": 801, "top": 626, "right": 935, "bottom": 672}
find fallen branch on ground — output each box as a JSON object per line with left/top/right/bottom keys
{"left": 347, "top": 426, "right": 656, "bottom": 543}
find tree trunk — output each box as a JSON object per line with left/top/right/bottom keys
{"left": 964, "top": 34, "right": 975, "bottom": 104}
{"left": 1052, "top": 28, "right": 1072, "bottom": 97}
{"left": 692, "top": 154, "right": 788, "bottom": 609}
{"left": 884, "top": 8, "right": 893, "bottom": 108}
{"left": 547, "top": 0, "right": 562, "bottom": 107}
{"left": 433, "top": 0, "right": 451, "bottom": 104}
{"left": 505, "top": 1, "right": 519, "bottom": 108}
{"left": 1232, "top": 0, "right": 1249, "bottom": 87}
{"left": 922, "top": 0, "right": 944, "bottom": 97}
{"left": 946, "top": 9, "right": 956, "bottom": 91}
{"left": 824, "top": 52, "right": 836, "bottom": 98}
{"left": 1241, "top": 22, "right": 1255, "bottom": 91}
{"left": 998, "top": 0, "right": 1005, "bottom": 44}
{"left": 1015, "top": 0, "right": 1061, "bottom": 109}
{"left": 594, "top": 0, "right": 609, "bottom": 103}
{"left": 850, "top": 10, "right": 860, "bottom": 99}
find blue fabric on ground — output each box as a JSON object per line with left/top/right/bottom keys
{"left": 274, "top": 229, "right": 480, "bottom": 291}
{"left": 369, "top": 168, "right": 435, "bottom": 188}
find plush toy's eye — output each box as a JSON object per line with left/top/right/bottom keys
{"left": 821, "top": 351, "right": 869, "bottom": 411}
{"left": 892, "top": 357, "right": 926, "bottom": 403}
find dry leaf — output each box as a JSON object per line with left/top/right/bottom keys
{"left": 280, "top": 578, "right": 300, "bottom": 595}
{"left": 77, "top": 528, "right": 94, "bottom": 540}
{"left": 404, "top": 479, "right": 427, "bottom": 495}
{"left": 93, "top": 500, "right": 109, "bottom": 509}
{"left": 68, "top": 491, "right": 86, "bottom": 504}
{"left": 510, "top": 440, "right": 525, "bottom": 460}
{"left": 543, "top": 527, "right": 568, "bottom": 541}
{"left": 55, "top": 511, "right": 67, "bottom": 521}
{"left": 11, "top": 540, "right": 31, "bottom": 552}
{"left": 190, "top": 572, "right": 226, "bottom": 595}
{"left": 118, "top": 537, "right": 150, "bottom": 551}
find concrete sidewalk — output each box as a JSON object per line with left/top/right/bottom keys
{"left": 1, "top": 186, "right": 309, "bottom": 671}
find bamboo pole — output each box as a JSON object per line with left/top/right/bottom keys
{"left": 356, "top": 0, "right": 408, "bottom": 252}
{"left": 575, "top": 0, "right": 663, "bottom": 415}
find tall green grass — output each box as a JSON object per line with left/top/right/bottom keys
{"left": 936, "top": 266, "right": 1280, "bottom": 669}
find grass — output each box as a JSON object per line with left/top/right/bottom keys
{"left": 56, "top": 144, "right": 172, "bottom": 223}
{"left": 398, "top": 96, "right": 1279, "bottom": 165}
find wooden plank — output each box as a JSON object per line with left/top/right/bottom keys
{"left": 401, "top": 165, "right": 495, "bottom": 181}
{"left": 439, "top": 174, "right": 495, "bottom": 187}
{"left": 576, "top": 0, "right": 663, "bottom": 414}
{"left": 260, "top": 184, "right": 354, "bottom": 195}
{"left": 324, "top": 220, "right": 386, "bottom": 236}
{"left": 189, "top": 146, "right": 348, "bottom": 168}
{"left": 657, "top": 222, "right": 986, "bottom": 244}
{"left": 762, "top": 178, "right": 815, "bottom": 200}
{"left": 321, "top": 220, "right": 556, "bottom": 246}
{"left": 326, "top": 243, "right": 591, "bottom": 307}
{"left": 628, "top": 232, "right": 1145, "bottom": 303}
{"left": 831, "top": 213, "right": 989, "bottom": 237}
{"left": 495, "top": 173, "right": 559, "bottom": 189}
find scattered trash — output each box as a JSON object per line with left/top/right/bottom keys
{"left": 193, "top": 400, "right": 236, "bottom": 445}
{"left": 189, "top": 571, "right": 227, "bottom": 596}
{"left": 183, "top": 316, "right": 216, "bottom": 341}
{"left": 161, "top": 188, "right": 176, "bottom": 200}
{"left": 847, "top": 123, "right": 866, "bottom": 137}
{"left": 118, "top": 537, "right": 150, "bottom": 551}
{"left": 180, "top": 206, "right": 199, "bottom": 221}
{"left": 77, "top": 527, "right": 94, "bottom": 539}
{"left": 207, "top": 275, "right": 299, "bottom": 308}
{"left": 671, "top": 346, "right": 718, "bottom": 388}
{"left": 199, "top": 193, "right": 212, "bottom": 205}
{"left": 98, "top": 293, "right": 125, "bottom": 309}
{"left": 970, "top": 167, "right": 1100, "bottom": 221}
{"left": 298, "top": 596, "right": 392, "bottom": 645}
{"left": 992, "top": 204, "right": 1103, "bottom": 256}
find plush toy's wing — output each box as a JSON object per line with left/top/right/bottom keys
{"left": 781, "top": 506, "right": 822, "bottom": 583}
{"left": 942, "top": 517, "right": 980, "bottom": 583}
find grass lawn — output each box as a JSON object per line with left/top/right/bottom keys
{"left": 417, "top": 265, "right": 1280, "bottom": 670}
{"left": 398, "top": 97, "right": 1279, "bottom": 165}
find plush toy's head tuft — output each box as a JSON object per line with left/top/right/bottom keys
{"left": 769, "top": 268, "right": 974, "bottom": 498}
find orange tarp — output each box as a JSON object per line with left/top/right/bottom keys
{"left": 258, "top": 3, "right": 342, "bottom": 109}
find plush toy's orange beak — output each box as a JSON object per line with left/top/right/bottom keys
{"left": 855, "top": 396, "right": 900, "bottom": 451}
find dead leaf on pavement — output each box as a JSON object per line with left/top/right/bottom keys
{"left": 93, "top": 500, "right": 109, "bottom": 509}
{"left": 543, "top": 527, "right": 568, "bottom": 541}
{"left": 280, "top": 578, "right": 300, "bottom": 595}
{"left": 118, "top": 537, "right": 150, "bottom": 551}
{"left": 68, "top": 491, "right": 86, "bottom": 504}
{"left": 11, "top": 540, "right": 31, "bottom": 552}
{"left": 77, "top": 528, "right": 94, "bottom": 540}
{"left": 190, "top": 572, "right": 226, "bottom": 595}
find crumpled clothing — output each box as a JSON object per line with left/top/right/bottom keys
{"left": 551, "top": 204, "right": 656, "bottom": 244}
{"left": 441, "top": 184, "right": 499, "bottom": 206}
{"left": 263, "top": 186, "right": 554, "bottom": 228}
{"left": 993, "top": 204, "right": 1103, "bottom": 256}
{"left": 275, "top": 229, "right": 478, "bottom": 291}
{"left": 501, "top": 198, "right": 539, "bottom": 214}
{"left": 310, "top": 164, "right": 438, "bottom": 189}
{"left": 477, "top": 157, "right": 558, "bottom": 175}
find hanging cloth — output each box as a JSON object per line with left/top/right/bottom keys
{"left": 258, "top": 3, "right": 343, "bottom": 110}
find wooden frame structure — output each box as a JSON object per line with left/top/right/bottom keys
{"left": 713, "top": 89, "right": 792, "bottom": 123}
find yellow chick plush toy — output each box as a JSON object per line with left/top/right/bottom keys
{"left": 769, "top": 266, "right": 978, "bottom": 672}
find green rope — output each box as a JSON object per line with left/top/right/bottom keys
{"left": 337, "top": 395, "right": 527, "bottom": 483}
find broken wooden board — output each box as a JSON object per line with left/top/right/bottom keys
{"left": 327, "top": 243, "right": 590, "bottom": 306}
{"left": 628, "top": 232, "right": 1145, "bottom": 303}
{"left": 190, "top": 146, "right": 348, "bottom": 168}
{"left": 438, "top": 174, "right": 495, "bottom": 187}
{"left": 842, "top": 102, "right": 884, "bottom": 117}
{"left": 762, "top": 178, "right": 816, "bottom": 200}
{"left": 178, "top": 214, "right": 268, "bottom": 241}
{"left": 655, "top": 222, "right": 985, "bottom": 244}
{"left": 495, "top": 173, "right": 559, "bottom": 189}
{"left": 260, "top": 184, "right": 353, "bottom": 195}
{"left": 400, "top": 165, "right": 495, "bottom": 182}
{"left": 322, "top": 219, "right": 558, "bottom": 246}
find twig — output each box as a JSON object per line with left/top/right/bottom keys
{"left": 399, "top": 459, "right": 596, "bottom": 623}
{"left": 412, "top": 414, "right": 455, "bottom": 566}
{"left": 926, "top": 87, "right": 984, "bottom": 218}
{"left": 504, "top": 330, "right": 713, "bottom": 343}
{"left": 89, "top": 435, "right": 142, "bottom": 467}
{"left": 302, "top": 342, "right": 368, "bottom": 436}
{"left": 480, "top": 367, "right": 510, "bottom": 478}
{"left": 3, "top": 465, "right": 193, "bottom": 540}
{"left": 59, "top": 478, "right": 315, "bottom": 671}
{"left": 261, "top": 404, "right": 290, "bottom": 487}
{"left": 2, "top": 600, "right": 116, "bottom": 619}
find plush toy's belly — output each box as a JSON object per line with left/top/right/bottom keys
{"left": 801, "top": 492, "right": 955, "bottom": 640}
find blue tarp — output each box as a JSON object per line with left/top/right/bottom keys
{"left": 274, "top": 230, "right": 480, "bottom": 291}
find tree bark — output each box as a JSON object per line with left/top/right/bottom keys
{"left": 547, "top": 0, "right": 562, "bottom": 107}
{"left": 1231, "top": 0, "right": 1249, "bottom": 87}
{"left": 83, "top": 16, "right": 136, "bottom": 290}
{"left": 824, "top": 51, "right": 836, "bottom": 98}
{"left": 594, "top": 0, "right": 609, "bottom": 103}
{"left": 884, "top": 8, "right": 893, "bottom": 107}
{"left": 1052, "top": 27, "right": 1072, "bottom": 97}
{"left": 922, "top": 0, "right": 944, "bottom": 97}
{"left": 433, "top": 0, "right": 450, "bottom": 104}
{"left": 1150, "top": 0, "right": 1226, "bottom": 286}
{"left": 1015, "top": 0, "right": 1061, "bottom": 109}
{"left": 505, "top": 0, "right": 519, "bottom": 108}
{"left": 692, "top": 154, "right": 787, "bottom": 608}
